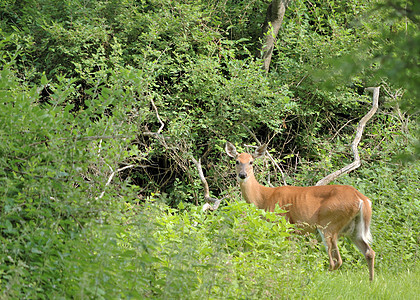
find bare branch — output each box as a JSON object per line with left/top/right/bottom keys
{"left": 328, "top": 117, "right": 358, "bottom": 142}
{"left": 150, "top": 96, "right": 165, "bottom": 134}
{"left": 96, "top": 165, "right": 135, "bottom": 199}
{"left": 190, "top": 156, "right": 221, "bottom": 211}
{"left": 142, "top": 95, "right": 165, "bottom": 137}
{"left": 27, "top": 134, "right": 132, "bottom": 147}
{"left": 316, "top": 87, "right": 380, "bottom": 186}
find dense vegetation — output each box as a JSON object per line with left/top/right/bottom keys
{"left": 1, "top": 0, "right": 419, "bottom": 298}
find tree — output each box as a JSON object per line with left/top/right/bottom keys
{"left": 261, "top": 0, "right": 292, "bottom": 72}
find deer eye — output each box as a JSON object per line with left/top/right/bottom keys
{"left": 249, "top": 161, "right": 253, "bottom": 165}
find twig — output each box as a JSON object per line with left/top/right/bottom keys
{"left": 141, "top": 95, "right": 166, "bottom": 137}
{"left": 315, "top": 87, "right": 380, "bottom": 186}
{"left": 296, "top": 73, "right": 308, "bottom": 87}
{"left": 329, "top": 118, "right": 358, "bottom": 141}
{"left": 151, "top": 95, "right": 165, "bottom": 134}
{"left": 96, "top": 165, "right": 135, "bottom": 199}
{"left": 27, "top": 134, "right": 132, "bottom": 147}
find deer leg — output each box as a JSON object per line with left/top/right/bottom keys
{"left": 324, "top": 235, "right": 336, "bottom": 271}
{"left": 331, "top": 235, "right": 342, "bottom": 270}
{"left": 324, "top": 232, "right": 342, "bottom": 271}
{"left": 352, "top": 237, "right": 375, "bottom": 281}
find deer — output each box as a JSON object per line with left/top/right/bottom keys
{"left": 225, "top": 142, "right": 375, "bottom": 281}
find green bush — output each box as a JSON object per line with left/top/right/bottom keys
{"left": 58, "top": 198, "right": 299, "bottom": 298}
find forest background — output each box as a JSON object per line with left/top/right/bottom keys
{"left": 0, "top": 0, "right": 419, "bottom": 298}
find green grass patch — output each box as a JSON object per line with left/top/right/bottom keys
{"left": 303, "top": 266, "right": 420, "bottom": 300}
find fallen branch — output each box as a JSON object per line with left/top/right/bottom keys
{"left": 315, "top": 87, "right": 380, "bottom": 186}
{"left": 190, "top": 156, "right": 222, "bottom": 211}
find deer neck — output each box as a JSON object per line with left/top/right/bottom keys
{"left": 239, "top": 175, "right": 267, "bottom": 209}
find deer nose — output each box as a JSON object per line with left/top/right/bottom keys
{"left": 238, "top": 172, "right": 247, "bottom": 179}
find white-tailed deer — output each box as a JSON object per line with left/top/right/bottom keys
{"left": 225, "top": 142, "right": 375, "bottom": 281}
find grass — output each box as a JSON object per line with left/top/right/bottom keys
{"left": 302, "top": 266, "right": 420, "bottom": 299}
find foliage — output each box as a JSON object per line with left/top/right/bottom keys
{"left": 0, "top": 0, "right": 419, "bottom": 298}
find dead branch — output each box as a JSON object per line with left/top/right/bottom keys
{"left": 150, "top": 96, "right": 165, "bottom": 134}
{"left": 190, "top": 156, "right": 222, "bottom": 211}
{"left": 138, "top": 95, "right": 221, "bottom": 210}
{"left": 143, "top": 95, "right": 165, "bottom": 137}
{"left": 328, "top": 117, "right": 358, "bottom": 141}
{"left": 315, "top": 87, "right": 380, "bottom": 186}
{"left": 96, "top": 165, "right": 135, "bottom": 199}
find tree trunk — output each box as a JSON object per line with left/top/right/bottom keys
{"left": 261, "top": 0, "right": 291, "bottom": 72}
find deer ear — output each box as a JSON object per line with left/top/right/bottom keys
{"left": 225, "top": 142, "right": 238, "bottom": 158}
{"left": 253, "top": 144, "right": 267, "bottom": 159}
